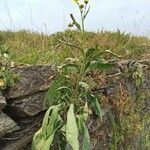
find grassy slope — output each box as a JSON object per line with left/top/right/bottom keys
{"left": 0, "top": 29, "right": 150, "bottom": 65}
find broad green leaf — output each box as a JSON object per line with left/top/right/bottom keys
{"left": 77, "top": 117, "right": 90, "bottom": 150}
{"left": 44, "top": 76, "right": 65, "bottom": 108}
{"left": 42, "top": 106, "right": 58, "bottom": 136}
{"left": 32, "top": 128, "right": 45, "bottom": 150}
{"left": 33, "top": 126, "right": 59, "bottom": 150}
{"left": 66, "top": 104, "right": 79, "bottom": 150}
{"left": 42, "top": 133, "right": 55, "bottom": 150}
{"left": 60, "top": 63, "right": 80, "bottom": 72}
{"left": 87, "top": 93, "right": 103, "bottom": 120}
{"left": 43, "top": 125, "right": 61, "bottom": 150}
{"left": 46, "top": 106, "right": 60, "bottom": 137}
{"left": 81, "top": 121, "right": 90, "bottom": 150}
{"left": 89, "top": 62, "right": 114, "bottom": 71}
{"left": 85, "top": 48, "right": 96, "bottom": 60}
{"left": 32, "top": 105, "right": 61, "bottom": 150}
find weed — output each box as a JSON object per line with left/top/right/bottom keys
{"left": 107, "top": 81, "right": 149, "bottom": 149}
{"left": 0, "top": 29, "right": 149, "bottom": 65}
{"left": 0, "top": 45, "right": 14, "bottom": 90}
{"left": 32, "top": 1, "right": 116, "bottom": 149}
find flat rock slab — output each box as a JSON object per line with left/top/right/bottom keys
{"left": 0, "top": 113, "right": 44, "bottom": 150}
{"left": 0, "top": 112, "right": 19, "bottom": 137}
{"left": 6, "top": 65, "right": 56, "bottom": 99}
{"left": 6, "top": 91, "right": 47, "bottom": 117}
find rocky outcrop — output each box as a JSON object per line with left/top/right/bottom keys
{"left": 0, "top": 112, "right": 19, "bottom": 138}
{"left": 0, "top": 96, "right": 6, "bottom": 110}
{"left": 0, "top": 60, "right": 149, "bottom": 150}
{"left": 6, "top": 65, "right": 56, "bottom": 99}
{"left": 6, "top": 91, "right": 47, "bottom": 117}
{"left": 0, "top": 65, "right": 56, "bottom": 149}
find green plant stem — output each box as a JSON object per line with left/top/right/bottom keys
{"left": 78, "top": 4, "right": 85, "bottom": 34}
{"left": 71, "top": 50, "right": 86, "bottom": 105}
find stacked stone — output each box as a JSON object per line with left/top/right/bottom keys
{"left": 0, "top": 60, "right": 149, "bottom": 150}
{"left": 0, "top": 65, "right": 56, "bottom": 149}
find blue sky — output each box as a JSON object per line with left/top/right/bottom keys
{"left": 0, "top": 0, "right": 150, "bottom": 36}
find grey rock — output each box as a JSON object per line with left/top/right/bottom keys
{"left": 0, "top": 113, "right": 43, "bottom": 150}
{"left": 0, "top": 96, "right": 7, "bottom": 110}
{"left": 6, "top": 91, "right": 47, "bottom": 117}
{"left": 0, "top": 111, "right": 19, "bottom": 137}
{"left": 6, "top": 65, "right": 56, "bottom": 99}
{"left": 1, "top": 60, "right": 149, "bottom": 149}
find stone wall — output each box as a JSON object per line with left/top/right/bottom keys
{"left": 0, "top": 60, "right": 149, "bottom": 150}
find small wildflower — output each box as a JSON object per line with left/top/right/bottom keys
{"left": 84, "top": 0, "right": 89, "bottom": 4}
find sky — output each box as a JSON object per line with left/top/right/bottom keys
{"left": 0, "top": 0, "right": 150, "bottom": 36}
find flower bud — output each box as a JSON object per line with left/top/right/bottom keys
{"left": 79, "top": 4, "right": 84, "bottom": 9}
{"left": 84, "top": 0, "right": 89, "bottom": 4}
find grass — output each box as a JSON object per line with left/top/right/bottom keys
{"left": 0, "top": 29, "right": 150, "bottom": 65}
{"left": 0, "top": 29, "right": 149, "bottom": 149}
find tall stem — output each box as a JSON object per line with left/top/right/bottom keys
{"left": 81, "top": 11, "right": 85, "bottom": 34}
{"left": 78, "top": 5, "right": 85, "bottom": 34}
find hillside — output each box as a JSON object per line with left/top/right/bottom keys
{"left": 0, "top": 29, "right": 150, "bottom": 149}
{"left": 0, "top": 30, "right": 150, "bottom": 65}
